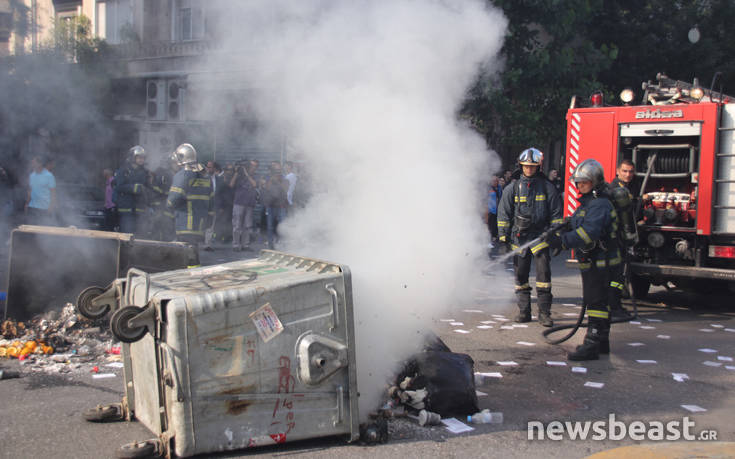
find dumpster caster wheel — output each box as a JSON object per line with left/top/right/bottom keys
{"left": 116, "top": 439, "right": 159, "bottom": 459}
{"left": 83, "top": 403, "right": 124, "bottom": 422}
{"left": 110, "top": 306, "right": 148, "bottom": 343}
{"left": 76, "top": 286, "right": 110, "bottom": 320}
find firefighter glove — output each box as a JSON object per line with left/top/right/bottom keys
{"left": 545, "top": 230, "right": 564, "bottom": 251}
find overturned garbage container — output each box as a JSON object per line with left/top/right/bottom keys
{"left": 90, "top": 250, "right": 359, "bottom": 458}
{"left": 4, "top": 225, "right": 198, "bottom": 321}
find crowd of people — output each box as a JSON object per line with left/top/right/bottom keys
{"left": 100, "top": 144, "right": 303, "bottom": 252}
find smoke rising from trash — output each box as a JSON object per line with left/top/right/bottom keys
{"left": 204, "top": 1, "right": 507, "bottom": 415}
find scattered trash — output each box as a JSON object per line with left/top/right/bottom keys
{"left": 571, "top": 367, "right": 587, "bottom": 374}
{"left": 703, "top": 361, "right": 722, "bottom": 367}
{"left": 698, "top": 348, "right": 718, "bottom": 353}
{"left": 726, "top": 366, "right": 735, "bottom": 371}
{"left": 584, "top": 381, "right": 604, "bottom": 389}
{"left": 474, "top": 372, "right": 502, "bottom": 383}
{"left": 646, "top": 319, "right": 662, "bottom": 322}
{"left": 672, "top": 373, "right": 689, "bottom": 382}
{"left": 629, "top": 321, "right": 641, "bottom": 325}
{"left": 699, "top": 329, "right": 715, "bottom": 333}
{"left": 636, "top": 360, "right": 657, "bottom": 364}
{"left": 546, "top": 361, "right": 567, "bottom": 366}
{"left": 681, "top": 405, "right": 707, "bottom": 413}
{"left": 657, "top": 335, "right": 671, "bottom": 339}
{"left": 449, "top": 322, "right": 464, "bottom": 326}
{"left": 718, "top": 356, "right": 734, "bottom": 362}
{"left": 453, "top": 329, "right": 471, "bottom": 334}
{"left": 92, "top": 373, "right": 116, "bottom": 379}
{"left": 418, "top": 409, "right": 442, "bottom": 426}
{"left": 627, "top": 342, "right": 645, "bottom": 347}
{"left": 639, "top": 326, "right": 656, "bottom": 330}
{"left": 516, "top": 341, "right": 535, "bottom": 346}
{"left": 724, "top": 328, "right": 735, "bottom": 333}
{"left": 496, "top": 361, "right": 518, "bottom": 366}
{"left": 710, "top": 324, "right": 724, "bottom": 328}
{"left": 467, "top": 409, "right": 503, "bottom": 424}
{"left": 475, "top": 390, "right": 488, "bottom": 397}
{"left": 476, "top": 325, "right": 493, "bottom": 329}
{"left": 441, "top": 418, "right": 474, "bottom": 434}
{"left": 360, "top": 418, "right": 389, "bottom": 444}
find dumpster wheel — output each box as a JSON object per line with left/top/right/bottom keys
{"left": 110, "top": 306, "right": 148, "bottom": 343}
{"left": 83, "top": 403, "right": 125, "bottom": 422}
{"left": 116, "top": 439, "right": 159, "bottom": 459}
{"left": 76, "top": 286, "right": 110, "bottom": 320}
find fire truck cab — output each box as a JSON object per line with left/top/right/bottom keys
{"left": 564, "top": 73, "right": 735, "bottom": 298}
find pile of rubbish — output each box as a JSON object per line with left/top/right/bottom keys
{"left": 0, "top": 304, "right": 121, "bottom": 375}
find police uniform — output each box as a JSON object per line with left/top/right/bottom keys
{"left": 548, "top": 160, "right": 621, "bottom": 360}
{"left": 498, "top": 155, "right": 562, "bottom": 326}
{"left": 114, "top": 162, "right": 149, "bottom": 235}
{"left": 166, "top": 167, "right": 214, "bottom": 247}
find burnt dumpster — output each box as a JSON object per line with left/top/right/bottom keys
{"left": 4, "top": 225, "right": 198, "bottom": 321}
{"left": 88, "top": 250, "right": 359, "bottom": 458}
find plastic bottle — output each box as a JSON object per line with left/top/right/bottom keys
{"left": 467, "top": 409, "right": 503, "bottom": 424}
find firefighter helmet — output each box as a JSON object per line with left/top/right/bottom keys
{"left": 518, "top": 148, "right": 543, "bottom": 166}
{"left": 129, "top": 145, "right": 146, "bottom": 158}
{"left": 572, "top": 159, "right": 605, "bottom": 188}
{"left": 172, "top": 143, "right": 197, "bottom": 166}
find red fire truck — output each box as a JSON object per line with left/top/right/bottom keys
{"left": 564, "top": 73, "right": 735, "bottom": 298}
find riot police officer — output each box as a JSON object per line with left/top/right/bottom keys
{"left": 546, "top": 159, "right": 622, "bottom": 361}
{"left": 498, "top": 148, "right": 563, "bottom": 327}
{"left": 114, "top": 145, "right": 150, "bottom": 235}
{"left": 166, "top": 144, "right": 213, "bottom": 251}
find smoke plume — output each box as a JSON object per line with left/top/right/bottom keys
{"left": 206, "top": 0, "right": 507, "bottom": 416}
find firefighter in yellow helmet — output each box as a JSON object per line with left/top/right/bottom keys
{"left": 497, "top": 148, "right": 563, "bottom": 327}
{"left": 166, "top": 144, "right": 214, "bottom": 251}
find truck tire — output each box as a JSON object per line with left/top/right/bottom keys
{"left": 629, "top": 274, "right": 650, "bottom": 299}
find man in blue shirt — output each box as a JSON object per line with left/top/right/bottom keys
{"left": 25, "top": 156, "right": 56, "bottom": 226}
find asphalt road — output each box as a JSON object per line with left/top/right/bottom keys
{"left": 1, "top": 239, "right": 734, "bottom": 458}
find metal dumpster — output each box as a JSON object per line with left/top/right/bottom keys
{"left": 4, "top": 225, "right": 198, "bottom": 320}
{"left": 105, "top": 250, "right": 359, "bottom": 458}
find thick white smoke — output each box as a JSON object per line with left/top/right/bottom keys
{"left": 207, "top": 0, "right": 507, "bottom": 416}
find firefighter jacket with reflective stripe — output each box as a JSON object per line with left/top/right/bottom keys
{"left": 167, "top": 168, "right": 214, "bottom": 237}
{"left": 561, "top": 191, "right": 621, "bottom": 270}
{"left": 497, "top": 174, "right": 563, "bottom": 244}
{"left": 113, "top": 163, "right": 149, "bottom": 214}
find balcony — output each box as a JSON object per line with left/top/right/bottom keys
{"left": 110, "top": 39, "right": 219, "bottom": 60}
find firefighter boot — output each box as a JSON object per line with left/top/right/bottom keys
{"left": 567, "top": 318, "right": 606, "bottom": 361}
{"left": 514, "top": 287, "right": 532, "bottom": 323}
{"left": 537, "top": 289, "right": 553, "bottom": 327}
{"left": 598, "top": 319, "right": 611, "bottom": 354}
{"left": 537, "top": 304, "right": 553, "bottom": 327}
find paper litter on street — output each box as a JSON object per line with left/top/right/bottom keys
{"left": 657, "top": 335, "right": 671, "bottom": 339}
{"left": 476, "top": 390, "right": 488, "bottom": 397}
{"left": 463, "top": 309, "right": 484, "bottom": 313}
{"left": 646, "top": 318, "right": 662, "bottom": 322}
{"left": 480, "top": 320, "right": 497, "bottom": 324}
{"left": 718, "top": 356, "right": 734, "bottom": 362}
{"left": 516, "top": 341, "right": 535, "bottom": 346}
{"left": 584, "top": 381, "right": 604, "bottom": 388}
{"left": 724, "top": 328, "right": 735, "bottom": 333}
{"left": 630, "top": 321, "right": 641, "bottom": 325}
{"left": 442, "top": 418, "right": 474, "bottom": 434}
{"left": 453, "top": 329, "right": 471, "bottom": 334}
{"left": 571, "top": 367, "right": 587, "bottom": 374}
{"left": 92, "top": 373, "right": 116, "bottom": 379}
{"left": 512, "top": 324, "right": 529, "bottom": 328}
{"left": 476, "top": 371, "right": 503, "bottom": 378}
{"left": 636, "top": 360, "right": 657, "bottom": 364}
{"left": 640, "top": 326, "right": 656, "bottom": 330}
{"left": 703, "top": 361, "right": 722, "bottom": 367}
{"left": 726, "top": 366, "right": 735, "bottom": 371}
{"left": 710, "top": 324, "right": 724, "bottom": 328}
{"left": 500, "top": 325, "right": 514, "bottom": 330}
{"left": 439, "top": 319, "right": 456, "bottom": 322}
{"left": 495, "top": 318, "right": 510, "bottom": 322}
{"left": 105, "top": 362, "right": 124, "bottom": 368}
{"left": 497, "top": 361, "right": 518, "bottom": 366}
{"left": 681, "top": 405, "right": 707, "bottom": 413}
{"left": 450, "top": 322, "right": 464, "bottom": 326}
{"left": 698, "top": 348, "right": 718, "bottom": 353}
{"left": 699, "top": 329, "right": 715, "bottom": 333}
{"left": 562, "top": 303, "right": 576, "bottom": 307}
{"left": 563, "top": 313, "right": 579, "bottom": 317}
{"left": 672, "top": 373, "right": 689, "bottom": 382}
{"left": 627, "top": 342, "right": 645, "bottom": 347}
{"left": 477, "top": 325, "right": 493, "bottom": 329}
{"left": 546, "top": 361, "right": 567, "bottom": 366}
{"left": 491, "top": 314, "right": 506, "bottom": 318}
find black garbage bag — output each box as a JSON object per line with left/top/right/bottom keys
{"left": 398, "top": 350, "right": 479, "bottom": 417}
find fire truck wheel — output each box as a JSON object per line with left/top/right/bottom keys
{"left": 76, "top": 286, "right": 110, "bottom": 320}
{"left": 83, "top": 403, "right": 124, "bottom": 422}
{"left": 116, "top": 440, "right": 158, "bottom": 459}
{"left": 110, "top": 306, "right": 148, "bottom": 343}
{"left": 629, "top": 274, "right": 650, "bottom": 299}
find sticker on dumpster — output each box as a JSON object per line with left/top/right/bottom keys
{"left": 250, "top": 303, "right": 284, "bottom": 342}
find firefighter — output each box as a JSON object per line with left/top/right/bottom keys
{"left": 545, "top": 159, "right": 622, "bottom": 360}
{"left": 607, "top": 159, "right": 642, "bottom": 318}
{"left": 167, "top": 143, "right": 214, "bottom": 252}
{"left": 498, "top": 148, "right": 563, "bottom": 327}
{"left": 114, "top": 145, "right": 150, "bottom": 235}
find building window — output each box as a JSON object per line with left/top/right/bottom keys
{"left": 96, "top": 0, "right": 132, "bottom": 44}
{"left": 174, "top": 0, "right": 204, "bottom": 42}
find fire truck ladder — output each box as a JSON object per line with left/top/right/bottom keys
{"left": 712, "top": 103, "right": 735, "bottom": 234}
